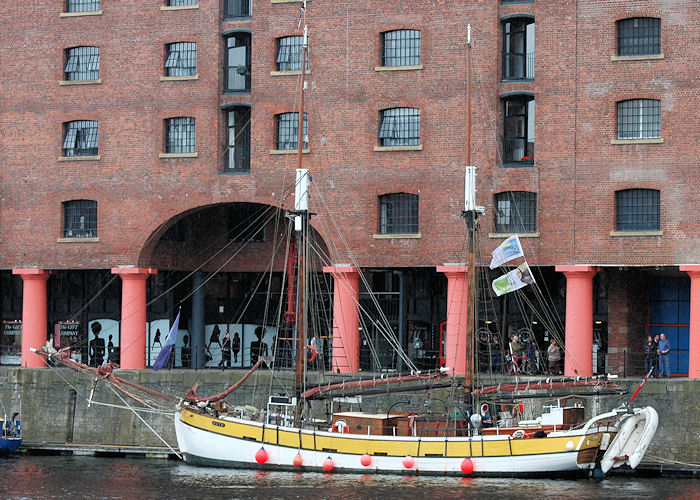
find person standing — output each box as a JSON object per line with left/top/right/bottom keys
{"left": 643, "top": 336, "right": 656, "bottom": 376}
{"left": 657, "top": 333, "right": 672, "bottom": 378}
{"left": 547, "top": 339, "right": 562, "bottom": 375}
{"left": 220, "top": 331, "right": 232, "bottom": 369}
{"left": 232, "top": 332, "right": 241, "bottom": 364}
{"left": 653, "top": 334, "right": 660, "bottom": 377}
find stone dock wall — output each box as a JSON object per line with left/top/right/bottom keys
{"left": 0, "top": 367, "right": 697, "bottom": 464}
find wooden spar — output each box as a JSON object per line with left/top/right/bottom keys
{"left": 472, "top": 376, "right": 622, "bottom": 397}
{"left": 184, "top": 357, "right": 267, "bottom": 403}
{"left": 300, "top": 372, "right": 446, "bottom": 399}
{"left": 32, "top": 348, "right": 179, "bottom": 402}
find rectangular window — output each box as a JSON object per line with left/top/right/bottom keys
{"left": 66, "top": 0, "right": 100, "bottom": 13}
{"left": 617, "top": 18, "right": 661, "bottom": 56}
{"left": 379, "top": 193, "right": 419, "bottom": 234}
{"left": 617, "top": 99, "right": 660, "bottom": 140}
{"left": 382, "top": 30, "right": 421, "bottom": 67}
{"left": 64, "top": 46, "right": 100, "bottom": 81}
{"left": 503, "top": 18, "right": 535, "bottom": 80}
{"left": 63, "top": 120, "right": 99, "bottom": 157}
{"left": 503, "top": 96, "right": 534, "bottom": 163}
{"left": 226, "top": 33, "right": 251, "bottom": 91}
{"left": 63, "top": 200, "right": 97, "bottom": 238}
{"left": 167, "top": 0, "right": 197, "bottom": 5}
{"left": 226, "top": 107, "right": 251, "bottom": 172}
{"left": 494, "top": 192, "right": 537, "bottom": 233}
{"left": 276, "top": 112, "right": 308, "bottom": 150}
{"left": 165, "top": 42, "right": 197, "bottom": 77}
{"left": 379, "top": 108, "right": 420, "bottom": 147}
{"left": 276, "top": 36, "right": 308, "bottom": 72}
{"left": 224, "top": 0, "right": 251, "bottom": 17}
{"left": 616, "top": 189, "right": 660, "bottom": 231}
{"left": 165, "top": 117, "right": 196, "bottom": 154}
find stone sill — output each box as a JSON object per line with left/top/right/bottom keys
{"left": 160, "top": 4, "right": 199, "bottom": 11}
{"left": 57, "top": 237, "right": 100, "bottom": 243}
{"left": 373, "top": 145, "right": 422, "bottom": 152}
{"left": 60, "top": 11, "right": 102, "bottom": 17}
{"left": 270, "top": 70, "right": 311, "bottom": 76}
{"left": 609, "top": 230, "right": 663, "bottom": 237}
{"left": 269, "top": 149, "right": 310, "bottom": 155}
{"left": 611, "top": 138, "right": 664, "bottom": 145}
{"left": 58, "top": 156, "right": 101, "bottom": 161}
{"left": 489, "top": 232, "right": 539, "bottom": 238}
{"left": 160, "top": 75, "right": 199, "bottom": 81}
{"left": 59, "top": 79, "right": 102, "bottom": 86}
{"left": 272, "top": 0, "right": 309, "bottom": 3}
{"left": 374, "top": 65, "right": 424, "bottom": 72}
{"left": 373, "top": 233, "right": 421, "bottom": 239}
{"left": 159, "top": 153, "right": 198, "bottom": 159}
{"left": 610, "top": 54, "right": 664, "bottom": 62}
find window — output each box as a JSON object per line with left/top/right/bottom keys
{"left": 276, "top": 112, "right": 308, "bottom": 150}
{"left": 617, "top": 99, "right": 660, "bottom": 140}
{"left": 66, "top": 0, "right": 100, "bottom": 12}
{"left": 379, "top": 108, "right": 420, "bottom": 147}
{"left": 617, "top": 17, "right": 661, "bottom": 56}
{"left": 165, "top": 117, "right": 196, "bottom": 154}
{"left": 615, "top": 189, "right": 660, "bottom": 231}
{"left": 63, "top": 120, "right": 98, "bottom": 157}
{"left": 381, "top": 30, "right": 421, "bottom": 67}
{"left": 64, "top": 46, "right": 99, "bottom": 81}
{"left": 276, "top": 36, "right": 308, "bottom": 72}
{"left": 503, "top": 17, "right": 534, "bottom": 80}
{"left": 167, "top": 0, "right": 197, "bottom": 5}
{"left": 165, "top": 42, "right": 197, "bottom": 77}
{"left": 379, "top": 193, "right": 419, "bottom": 234}
{"left": 503, "top": 95, "right": 534, "bottom": 163}
{"left": 494, "top": 192, "right": 537, "bottom": 233}
{"left": 226, "top": 107, "right": 251, "bottom": 171}
{"left": 63, "top": 200, "right": 97, "bottom": 238}
{"left": 228, "top": 204, "right": 266, "bottom": 242}
{"left": 225, "top": 33, "right": 251, "bottom": 91}
{"left": 225, "top": 0, "right": 251, "bottom": 17}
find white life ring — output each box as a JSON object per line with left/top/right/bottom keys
{"left": 332, "top": 419, "right": 349, "bottom": 433}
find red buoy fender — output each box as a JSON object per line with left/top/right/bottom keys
{"left": 306, "top": 345, "right": 317, "bottom": 362}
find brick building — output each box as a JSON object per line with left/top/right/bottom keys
{"left": 1, "top": 1, "right": 698, "bottom": 377}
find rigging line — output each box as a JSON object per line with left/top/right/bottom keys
{"left": 107, "top": 384, "right": 182, "bottom": 459}
{"left": 85, "top": 399, "right": 176, "bottom": 417}
{"left": 68, "top": 275, "right": 119, "bottom": 323}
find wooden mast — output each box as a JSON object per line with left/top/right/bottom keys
{"left": 293, "top": 21, "right": 309, "bottom": 418}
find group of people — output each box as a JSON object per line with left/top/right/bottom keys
{"left": 644, "top": 333, "right": 672, "bottom": 378}
{"left": 497, "top": 335, "right": 562, "bottom": 375}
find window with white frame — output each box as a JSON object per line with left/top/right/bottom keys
{"left": 503, "top": 95, "right": 534, "bottom": 162}
{"left": 63, "top": 120, "right": 98, "bottom": 157}
{"left": 617, "top": 99, "right": 660, "bottom": 140}
{"left": 64, "top": 46, "right": 100, "bottom": 81}
{"left": 165, "top": 42, "right": 197, "bottom": 77}
{"left": 225, "top": 33, "right": 251, "bottom": 91}
{"left": 165, "top": 117, "right": 196, "bottom": 154}
{"left": 226, "top": 107, "right": 250, "bottom": 171}
{"left": 224, "top": 0, "right": 251, "bottom": 17}
{"left": 503, "top": 17, "right": 535, "bottom": 80}
{"left": 379, "top": 108, "right": 420, "bottom": 147}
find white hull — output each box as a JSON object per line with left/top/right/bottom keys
{"left": 175, "top": 408, "right": 617, "bottom": 476}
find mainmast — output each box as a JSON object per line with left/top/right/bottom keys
{"left": 463, "top": 25, "right": 483, "bottom": 392}
{"left": 293, "top": 19, "right": 310, "bottom": 418}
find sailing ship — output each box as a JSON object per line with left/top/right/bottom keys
{"left": 34, "top": 10, "right": 658, "bottom": 477}
{"left": 0, "top": 402, "right": 21, "bottom": 455}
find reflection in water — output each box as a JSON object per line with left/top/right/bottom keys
{"left": 0, "top": 455, "right": 696, "bottom": 500}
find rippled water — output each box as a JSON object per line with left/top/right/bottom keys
{"left": 0, "top": 455, "right": 695, "bottom": 499}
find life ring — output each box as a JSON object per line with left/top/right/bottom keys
{"left": 332, "top": 420, "right": 349, "bottom": 433}
{"left": 305, "top": 345, "right": 317, "bottom": 362}
{"left": 512, "top": 429, "right": 526, "bottom": 439}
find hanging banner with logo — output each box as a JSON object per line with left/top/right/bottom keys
{"left": 489, "top": 234, "right": 525, "bottom": 269}
{"left": 492, "top": 262, "right": 536, "bottom": 296}
{"left": 1, "top": 320, "right": 22, "bottom": 365}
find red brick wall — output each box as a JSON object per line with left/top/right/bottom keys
{"left": 1, "top": 1, "right": 697, "bottom": 271}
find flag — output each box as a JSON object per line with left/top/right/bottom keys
{"left": 492, "top": 262, "right": 535, "bottom": 296}
{"left": 489, "top": 235, "right": 524, "bottom": 269}
{"left": 153, "top": 310, "right": 180, "bottom": 371}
